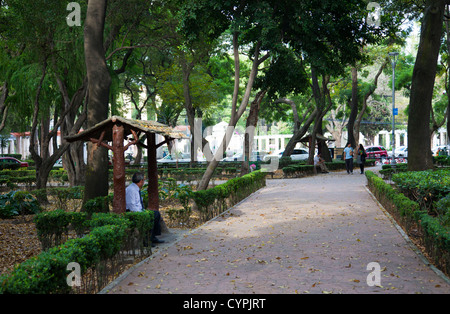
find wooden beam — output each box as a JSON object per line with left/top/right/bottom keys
{"left": 111, "top": 123, "right": 126, "bottom": 214}
{"left": 146, "top": 132, "right": 159, "bottom": 211}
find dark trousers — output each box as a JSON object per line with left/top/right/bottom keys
{"left": 345, "top": 158, "right": 353, "bottom": 173}
{"left": 359, "top": 163, "right": 365, "bottom": 174}
{"left": 126, "top": 209, "right": 162, "bottom": 246}
{"left": 151, "top": 210, "right": 161, "bottom": 239}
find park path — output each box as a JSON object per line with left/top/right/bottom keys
{"left": 104, "top": 169, "right": 450, "bottom": 294}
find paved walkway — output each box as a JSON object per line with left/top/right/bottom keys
{"left": 104, "top": 168, "right": 450, "bottom": 294}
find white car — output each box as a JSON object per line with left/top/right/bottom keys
{"left": 263, "top": 149, "right": 309, "bottom": 162}
{"left": 54, "top": 158, "right": 63, "bottom": 168}
{"left": 157, "top": 153, "right": 191, "bottom": 163}
{"left": 389, "top": 146, "right": 408, "bottom": 158}
{"left": 221, "top": 152, "right": 262, "bottom": 162}
{"left": 222, "top": 153, "right": 243, "bottom": 162}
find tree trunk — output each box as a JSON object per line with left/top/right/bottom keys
{"left": 354, "top": 60, "right": 387, "bottom": 145}
{"left": 446, "top": 5, "right": 450, "bottom": 147}
{"left": 241, "top": 90, "right": 266, "bottom": 175}
{"left": 347, "top": 66, "right": 358, "bottom": 148}
{"left": 0, "top": 82, "right": 9, "bottom": 132}
{"left": 283, "top": 109, "right": 318, "bottom": 156}
{"left": 408, "top": 0, "right": 445, "bottom": 171}
{"left": 83, "top": 0, "right": 111, "bottom": 202}
{"left": 196, "top": 38, "right": 266, "bottom": 191}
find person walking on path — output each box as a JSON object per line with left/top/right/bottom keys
{"left": 343, "top": 142, "right": 354, "bottom": 174}
{"left": 356, "top": 144, "right": 367, "bottom": 174}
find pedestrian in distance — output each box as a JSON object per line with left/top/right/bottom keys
{"left": 343, "top": 142, "right": 354, "bottom": 174}
{"left": 356, "top": 144, "right": 367, "bottom": 174}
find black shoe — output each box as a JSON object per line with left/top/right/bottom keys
{"left": 152, "top": 237, "right": 165, "bottom": 244}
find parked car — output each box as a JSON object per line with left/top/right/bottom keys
{"left": 388, "top": 146, "right": 408, "bottom": 158}
{"left": 396, "top": 146, "right": 408, "bottom": 158}
{"left": 263, "top": 148, "right": 309, "bottom": 162}
{"left": 157, "top": 153, "right": 191, "bottom": 163}
{"left": 53, "top": 158, "right": 63, "bottom": 168}
{"left": 0, "top": 157, "right": 29, "bottom": 170}
{"left": 365, "top": 146, "right": 388, "bottom": 159}
{"left": 222, "top": 151, "right": 262, "bottom": 162}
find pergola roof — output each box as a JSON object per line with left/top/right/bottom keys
{"left": 65, "top": 116, "right": 187, "bottom": 143}
{"left": 299, "top": 133, "right": 335, "bottom": 143}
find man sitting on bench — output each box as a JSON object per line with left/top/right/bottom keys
{"left": 126, "top": 172, "right": 164, "bottom": 247}
{"left": 314, "top": 153, "right": 329, "bottom": 173}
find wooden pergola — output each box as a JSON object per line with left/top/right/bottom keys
{"left": 65, "top": 116, "right": 186, "bottom": 214}
{"left": 299, "top": 134, "right": 335, "bottom": 153}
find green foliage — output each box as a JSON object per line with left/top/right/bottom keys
{"left": 366, "top": 171, "right": 450, "bottom": 275}
{"left": 282, "top": 160, "right": 378, "bottom": 177}
{"left": 82, "top": 194, "right": 113, "bottom": 214}
{"left": 33, "top": 209, "right": 77, "bottom": 250}
{"left": 392, "top": 170, "right": 450, "bottom": 213}
{"left": 0, "top": 223, "right": 127, "bottom": 294}
{"left": 435, "top": 195, "right": 450, "bottom": 227}
{"left": 379, "top": 163, "right": 408, "bottom": 180}
{"left": 434, "top": 156, "right": 450, "bottom": 166}
{"left": 0, "top": 190, "right": 41, "bottom": 219}
{"left": 366, "top": 171, "right": 420, "bottom": 219}
{"left": 191, "top": 170, "right": 266, "bottom": 221}
{"left": 0, "top": 210, "right": 154, "bottom": 294}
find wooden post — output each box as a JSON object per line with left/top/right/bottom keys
{"left": 147, "top": 132, "right": 159, "bottom": 211}
{"left": 112, "top": 123, "right": 126, "bottom": 214}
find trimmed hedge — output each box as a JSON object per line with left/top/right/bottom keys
{"left": 366, "top": 171, "right": 450, "bottom": 276}
{"left": 0, "top": 210, "right": 154, "bottom": 294}
{"left": 191, "top": 170, "right": 266, "bottom": 221}
{"left": 434, "top": 156, "right": 450, "bottom": 166}
{"left": 391, "top": 169, "right": 450, "bottom": 213}
{"left": 282, "top": 159, "right": 377, "bottom": 178}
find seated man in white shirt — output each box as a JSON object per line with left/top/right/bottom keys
{"left": 314, "top": 153, "right": 329, "bottom": 173}
{"left": 126, "top": 172, "right": 164, "bottom": 246}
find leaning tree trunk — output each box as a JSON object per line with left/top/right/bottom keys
{"left": 446, "top": 5, "right": 450, "bottom": 148}
{"left": 241, "top": 90, "right": 266, "bottom": 175}
{"left": 347, "top": 66, "right": 358, "bottom": 148}
{"left": 196, "top": 38, "right": 266, "bottom": 191}
{"left": 83, "top": 0, "right": 111, "bottom": 202}
{"left": 408, "top": 0, "right": 445, "bottom": 171}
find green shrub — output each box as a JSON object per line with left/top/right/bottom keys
{"left": 436, "top": 195, "right": 450, "bottom": 227}
{"left": 34, "top": 209, "right": 74, "bottom": 249}
{"left": 0, "top": 224, "right": 127, "bottom": 294}
{"left": 0, "top": 211, "right": 154, "bottom": 294}
{"left": 392, "top": 170, "right": 450, "bottom": 212}
{"left": 434, "top": 156, "right": 450, "bottom": 166}
{"left": 0, "top": 190, "right": 41, "bottom": 219}
{"left": 82, "top": 194, "right": 112, "bottom": 214}
{"left": 191, "top": 170, "right": 266, "bottom": 221}
{"left": 366, "top": 170, "right": 450, "bottom": 275}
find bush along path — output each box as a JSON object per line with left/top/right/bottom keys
{"left": 105, "top": 170, "right": 450, "bottom": 294}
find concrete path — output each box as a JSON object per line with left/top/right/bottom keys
{"left": 104, "top": 169, "right": 450, "bottom": 294}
